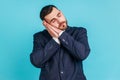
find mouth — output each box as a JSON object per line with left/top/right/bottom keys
{"left": 61, "top": 24, "right": 65, "bottom": 28}
{"left": 59, "top": 22, "right": 66, "bottom": 28}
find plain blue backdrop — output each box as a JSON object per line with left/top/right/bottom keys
{"left": 0, "top": 0, "right": 120, "bottom": 80}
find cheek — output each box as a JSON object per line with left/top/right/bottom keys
{"left": 61, "top": 15, "right": 66, "bottom": 21}
{"left": 51, "top": 22, "right": 59, "bottom": 28}
{"left": 60, "top": 16, "right": 66, "bottom": 21}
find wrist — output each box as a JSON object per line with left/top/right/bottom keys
{"left": 59, "top": 31, "right": 64, "bottom": 37}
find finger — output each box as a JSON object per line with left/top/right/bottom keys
{"left": 42, "top": 20, "right": 46, "bottom": 26}
{"left": 43, "top": 20, "right": 50, "bottom": 29}
{"left": 51, "top": 26, "right": 62, "bottom": 34}
{"left": 47, "top": 26, "right": 59, "bottom": 37}
{"left": 43, "top": 21, "right": 59, "bottom": 37}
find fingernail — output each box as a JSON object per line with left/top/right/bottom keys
{"left": 43, "top": 21, "right": 46, "bottom": 25}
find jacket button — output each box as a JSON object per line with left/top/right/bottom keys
{"left": 62, "top": 39, "right": 65, "bottom": 42}
{"left": 60, "top": 71, "right": 64, "bottom": 74}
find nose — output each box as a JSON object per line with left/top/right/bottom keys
{"left": 56, "top": 17, "right": 63, "bottom": 24}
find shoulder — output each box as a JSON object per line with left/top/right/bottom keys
{"left": 68, "top": 26, "right": 87, "bottom": 33}
{"left": 33, "top": 29, "right": 47, "bottom": 37}
{"left": 33, "top": 29, "right": 48, "bottom": 39}
{"left": 33, "top": 30, "right": 51, "bottom": 44}
{"left": 71, "top": 26, "right": 86, "bottom": 30}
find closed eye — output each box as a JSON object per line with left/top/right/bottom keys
{"left": 51, "top": 19, "right": 56, "bottom": 23}
{"left": 57, "top": 12, "right": 61, "bottom": 17}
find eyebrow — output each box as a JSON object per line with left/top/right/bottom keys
{"left": 57, "top": 11, "right": 61, "bottom": 17}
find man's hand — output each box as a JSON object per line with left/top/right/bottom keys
{"left": 43, "top": 20, "right": 62, "bottom": 38}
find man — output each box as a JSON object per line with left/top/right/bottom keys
{"left": 30, "top": 5, "right": 90, "bottom": 80}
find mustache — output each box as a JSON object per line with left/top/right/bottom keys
{"left": 59, "top": 21, "right": 66, "bottom": 27}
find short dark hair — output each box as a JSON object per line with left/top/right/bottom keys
{"left": 40, "top": 5, "right": 58, "bottom": 20}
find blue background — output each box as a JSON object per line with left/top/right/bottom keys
{"left": 0, "top": 0, "right": 120, "bottom": 80}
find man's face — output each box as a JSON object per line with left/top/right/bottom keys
{"left": 44, "top": 7, "right": 67, "bottom": 30}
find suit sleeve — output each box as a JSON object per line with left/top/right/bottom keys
{"left": 30, "top": 34, "right": 60, "bottom": 68}
{"left": 59, "top": 28, "right": 90, "bottom": 60}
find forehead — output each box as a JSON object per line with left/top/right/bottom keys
{"left": 45, "top": 7, "right": 59, "bottom": 21}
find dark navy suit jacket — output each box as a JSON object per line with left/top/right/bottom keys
{"left": 30, "top": 26, "right": 90, "bottom": 80}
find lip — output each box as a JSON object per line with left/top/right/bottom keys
{"left": 59, "top": 22, "right": 65, "bottom": 28}
{"left": 62, "top": 24, "right": 64, "bottom": 27}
